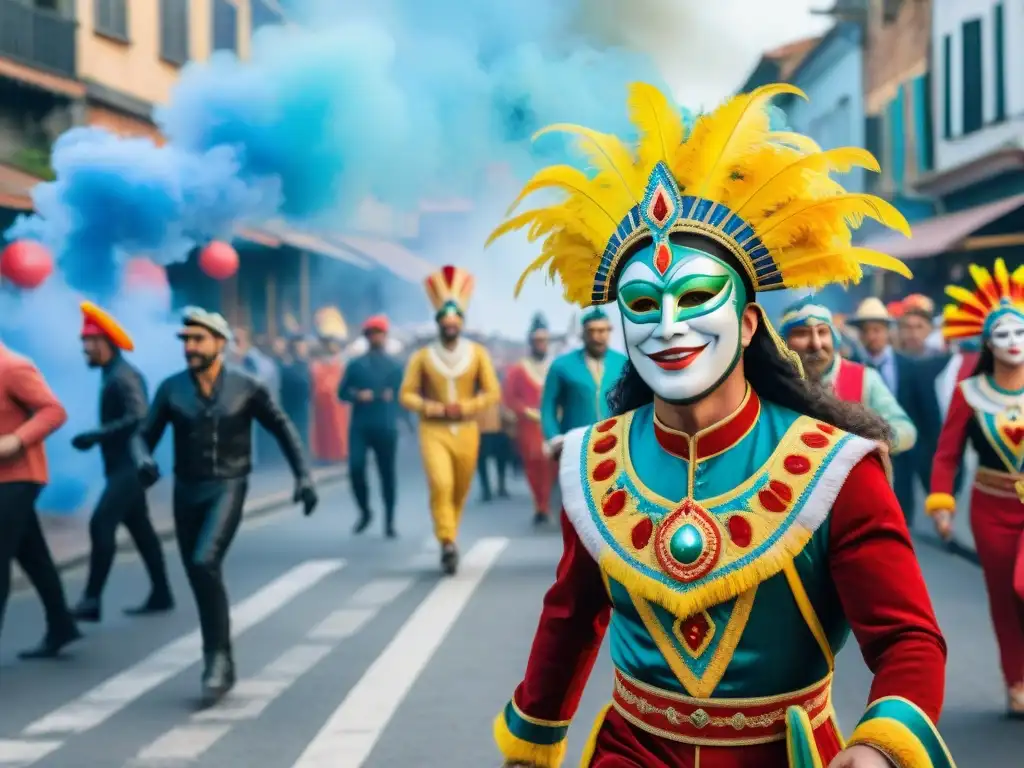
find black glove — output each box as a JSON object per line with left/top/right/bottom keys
{"left": 294, "top": 477, "right": 318, "bottom": 516}
{"left": 137, "top": 455, "right": 161, "bottom": 489}
{"left": 71, "top": 432, "right": 97, "bottom": 451}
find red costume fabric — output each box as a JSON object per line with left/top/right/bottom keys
{"left": 503, "top": 359, "right": 555, "bottom": 514}
{"left": 310, "top": 357, "right": 349, "bottom": 462}
{"left": 932, "top": 385, "right": 1024, "bottom": 688}
{"left": 512, "top": 455, "right": 946, "bottom": 766}
{"left": 832, "top": 358, "right": 865, "bottom": 403}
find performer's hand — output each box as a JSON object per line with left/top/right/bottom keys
{"left": 542, "top": 435, "right": 564, "bottom": 459}
{"left": 356, "top": 389, "right": 375, "bottom": 402}
{"left": 137, "top": 455, "right": 161, "bottom": 488}
{"left": 933, "top": 509, "right": 954, "bottom": 541}
{"left": 294, "top": 478, "right": 318, "bottom": 516}
{"left": 828, "top": 744, "right": 894, "bottom": 767}
{"left": 444, "top": 402, "right": 462, "bottom": 419}
{"left": 380, "top": 388, "right": 394, "bottom": 402}
{"left": 424, "top": 401, "right": 446, "bottom": 418}
{"left": 71, "top": 432, "right": 97, "bottom": 451}
{"left": 0, "top": 433, "right": 22, "bottom": 460}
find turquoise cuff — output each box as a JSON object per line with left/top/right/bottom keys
{"left": 848, "top": 697, "right": 957, "bottom": 768}
{"left": 503, "top": 700, "right": 570, "bottom": 745}
{"left": 493, "top": 699, "right": 570, "bottom": 768}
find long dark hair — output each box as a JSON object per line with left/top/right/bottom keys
{"left": 970, "top": 344, "right": 994, "bottom": 378}
{"left": 605, "top": 235, "right": 892, "bottom": 443}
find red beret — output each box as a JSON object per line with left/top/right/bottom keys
{"left": 362, "top": 315, "right": 389, "bottom": 333}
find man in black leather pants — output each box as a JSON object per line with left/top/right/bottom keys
{"left": 133, "top": 307, "right": 318, "bottom": 705}
{"left": 71, "top": 302, "right": 173, "bottom": 622}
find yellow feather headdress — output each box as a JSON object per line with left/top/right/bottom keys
{"left": 425, "top": 264, "right": 475, "bottom": 316}
{"left": 941, "top": 258, "right": 1024, "bottom": 341}
{"left": 488, "top": 82, "right": 913, "bottom": 308}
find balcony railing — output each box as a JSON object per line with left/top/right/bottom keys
{"left": 0, "top": 0, "right": 76, "bottom": 79}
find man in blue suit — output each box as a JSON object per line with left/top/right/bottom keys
{"left": 540, "top": 308, "right": 628, "bottom": 458}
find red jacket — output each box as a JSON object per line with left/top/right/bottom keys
{"left": 0, "top": 343, "right": 67, "bottom": 485}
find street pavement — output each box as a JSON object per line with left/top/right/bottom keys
{"left": 0, "top": 441, "right": 1017, "bottom": 767}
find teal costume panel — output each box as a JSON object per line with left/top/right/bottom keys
{"left": 540, "top": 348, "right": 627, "bottom": 440}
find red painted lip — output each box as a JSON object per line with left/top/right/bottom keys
{"left": 646, "top": 345, "right": 708, "bottom": 371}
{"left": 1010, "top": 348, "right": 1021, "bottom": 355}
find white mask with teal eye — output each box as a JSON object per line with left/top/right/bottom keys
{"left": 617, "top": 244, "right": 745, "bottom": 404}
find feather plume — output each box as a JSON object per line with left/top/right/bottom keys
{"left": 766, "top": 131, "right": 822, "bottom": 154}
{"left": 627, "top": 82, "right": 685, "bottom": 173}
{"left": 533, "top": 124, "right": 644, "bottom": 200}
{"left": 754, "top": 194, "right": 911, "bottom": 246}
{"left": 503, "top": 165, "right": 625, "bottom": 227}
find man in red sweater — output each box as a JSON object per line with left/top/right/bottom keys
{"left": 0, "top": 341, "right": 81, "bottom": 658}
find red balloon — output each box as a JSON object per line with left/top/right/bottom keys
{"left": 198, "top": 241, "right": 239, "bottom": 280}
{"left": 0, "top": 240, "right": 53, "bottom": 289}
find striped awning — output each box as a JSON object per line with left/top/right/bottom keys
{"left": 333, "top": 235, "right": 434, "bottom": 283}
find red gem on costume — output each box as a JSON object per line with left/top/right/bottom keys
{"left": 631, "top": 517, "right": 654, "bottom": 550}
{"left": 441, "top": 264, "right": 456, "bottom": 285}
{"left": 603, "top": 489, "right": 627, "bottom": 517}
{"left": 654, "top": 244, "right": 672, "bottom": 275}
{"left": 769, "top": 480, "right": 793, "bottom": 503}
{"left": 596, "top": 419, "right": 618, "bottom": 432}
{"left": 652, "top": 192, "right": 669, "bottom": 223}
{"left": 758, "top": 488, "right": 788, "bottom": 513}
{"left": 784, "top": 454, "right": 812, "bottom": 475}
{"left": 593, "top": 459, "right": 617, "bottom": 482}
{"left": 1004, "top": 425, "right": 1024, "bottom": 446}
{"left": 727, "top": 515, "right": 752, "bottom": 548}
{"left": 800, "top": 431, "right": 829, "bottom": 449}
{"left": 680, "top": 614, "right": 710, "bottom": 652}
{"left": 816, "top": 423, "right": 835, "bottom": 434}
{"left": 594, "top": 434, "right": 618, "bottom": 454}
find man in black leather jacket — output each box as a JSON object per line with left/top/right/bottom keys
{"left": 133, "top": 307, "right": 318, "bottom": 705}
{"left": 71, "top": 302, "right": 173, "bottom": 622}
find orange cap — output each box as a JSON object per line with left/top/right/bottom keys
{"left": 80, "top": 301, "right": 134, "bottom": 351}
{"left": 362, "top": 314, "right": 389, "bottom": 333}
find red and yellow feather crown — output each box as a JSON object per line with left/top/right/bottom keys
{"left": 424, "top": 264, "right": 475, "bottom": 316}
{"left": 941, "top": 257, "right": 1024, "bottom": 340}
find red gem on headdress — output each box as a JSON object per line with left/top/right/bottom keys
{"left": 441, "top": 265, "right": 457, "bottom": 286}
{"left": 652, "top": 191, "right": 669, "bottom": 223}
{"left": 654, "top": 244, "right": 672, "bottom": 275}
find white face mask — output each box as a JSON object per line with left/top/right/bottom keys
{"left": 617, "top": 246, "right": 744, "bottom": 404}
{"left": 988, "top": 312, "right": 1024, "bottom": 367}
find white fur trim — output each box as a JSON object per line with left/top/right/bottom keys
{"left": 960, "top": 375, "right": 1018, "bottom": 414}
{"left": 795, "top": 433, "right": 878, "bottom": 536}
{"left": 558, "top": 426, "right": 605, "bottom": 561}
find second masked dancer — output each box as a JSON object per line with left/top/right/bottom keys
{"left": 928, "top": 258, "right": 1024, "bottom": 717}
{"left": 504, "top": 313, "right": 556, "bottom": 524}
{"left": 133, "top": 307, "right": 318, "bottom": 704}
{"left": 488, "top": 82, "right": 955, "bottom": 767}
{"left": 399, "top": 266, "right": 501, "bottom": 574}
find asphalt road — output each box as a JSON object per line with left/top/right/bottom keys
{"left": 0, "top": 446, "right": 1017, "bottom": 767}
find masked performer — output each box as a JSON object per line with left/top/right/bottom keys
{"left": 541, "top": 309, "right": 628, "bottom": 459}
{"left": 488, "top": 82, "right": 954, "bottom": 768}
{"left": 780, "top": 298, "right": 917, "bottom": 455}
{"left": 505, "top": 314, "right": 557, "bottom": 524}
{"left": 399, "top": 266, "right": 501, "bottom": 574}
{"left": 133, "top": 307, "right": 318, "bottom": 704}
{"left": 71, "top": 302, "right": 174, "bottom": 622}
{"left": 927, "top": 259, "right": 1024, "bottom": 718}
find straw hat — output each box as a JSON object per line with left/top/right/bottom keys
{"left": 847, "top": 297, "right": 894, "bottom": 326}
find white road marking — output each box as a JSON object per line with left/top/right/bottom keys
{"left": 290, "top": 537, "right": 509, "bottom": 768}
{"left": 129, "top": 574, "right": 414, "bottom": 765}
{"left": 0, "top": 739, "right": 61, "bottom": 766}
{"left": 22, "top": 560, "right": 344, "bottom": 740}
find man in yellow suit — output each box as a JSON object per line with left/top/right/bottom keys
{"left": 399, "top": 265, "right": 501, "bottom": 574}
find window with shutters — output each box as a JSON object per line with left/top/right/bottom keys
{"left": 913, "top": 74, "right": 934, "bottom": 173}
{"left": 942, "top": 34, "right": 952, "bottom": 139}
{"left": 864, "top": 115, "right": 883, "bottom": 193}
{"left": 212, "top": 0, "right": 238, "bottom": 53}
{"left": 994, "top": 3, "right": 1006, "bottom": 122}
{"left": 961, "top": 18, "right": 983, "bottom": 134}
{"left": 159, "top": 0, "right": 190, "bottom": 66}
{"left": 887, "top": 89, "right": 906, "bottom": 191}
{"left": 94, "top": 0, "right": 129, "bottom": 42}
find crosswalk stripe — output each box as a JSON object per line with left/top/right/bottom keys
{"left": 130, "top": 573, "right": 414, "bottom": 765}
{"left": 0, "top": 740, "right": 61, "bottom": 767}
{"left": 22, "top": 559, "right": 344, "bottom": 742}
{"left": 290, "top": 537, "right": 509, "bottom": 768}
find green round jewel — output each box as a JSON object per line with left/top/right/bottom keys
{"left": 670, "top": 523, "right": 704, "bottom": 565}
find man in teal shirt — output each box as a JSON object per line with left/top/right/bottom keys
{"left": 540, "top": 308, "right": 627, "bottom": 457}
{"left": 780, "top": 298, "right": 917, "bottom": 456}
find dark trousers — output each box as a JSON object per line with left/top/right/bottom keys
{"left": 84, "top": 469, "right": 171, "bottom": 602}
{"left": 478, "top": 432, "right": 510, "bottom": 498}
{"left": 173, "top": 478, "right": 247, "bottom": 658}
{"left": 0, "top": 482, "right": 74, "bottom": 643}
{"left": 349, "top": 427, "right": 397, "bottom": 527}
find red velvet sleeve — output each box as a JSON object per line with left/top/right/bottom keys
{"left": 503, "top": 365, "right": 525, "bottom": 417}
{"left": 828, "top": 455, "right": 947, "bottom": 723}
{"left": 512, "top": 510, "right": 612, "bottom": 720}
{"left": 930, "top": 384, "right": 972, "bottom": 497}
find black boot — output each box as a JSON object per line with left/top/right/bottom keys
{"left": 440, "top": 542, "right": 459, "bottom": 576}
{"left": 532, "top": 511, "right": 550, "bottom": 527}
{"left": 71, "top": 597, "right": 101, "bottom": 623}
{"left": 353, "top": 511, "right": 372, "bottom": 535}
{"left": 200, "top": 651, "right": 236, "bottom": 706}
{"left": 384, "top": 509, "right": 396, "bottom": 539}
{"left": 124, "top": 590, "right": 175, "bottom": 616}
{"left": 18, "top": 623, "right": 83, "bottom": 660}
